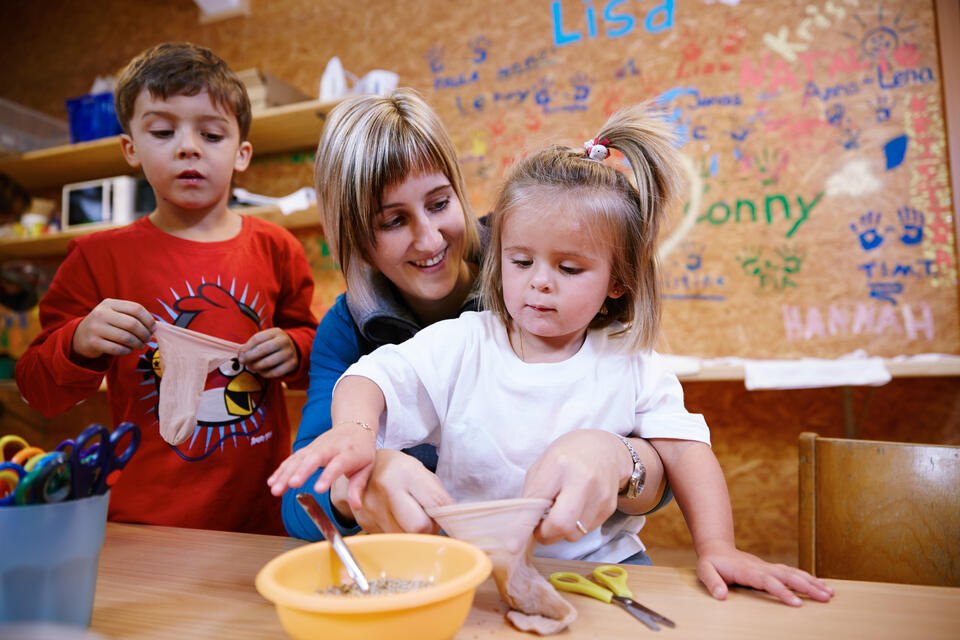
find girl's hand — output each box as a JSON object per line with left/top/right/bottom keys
{"left": 267, "top": 425, "right": 376, "bottom": 508}
{"left": 73, "top": 298, "right": 155, "bottom": 360}
{"left": 330, "top": 449, "right": 454, "bottom": 534}
{"left": 696, "top": 541, "right": 835, "bottom": 606}
{"left": 239, "top": 328, "right": 298, "bottom": 378}
{"left": 522, "top": 430, "right": 627, "bottom": 545}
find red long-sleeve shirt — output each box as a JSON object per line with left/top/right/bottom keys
{"left": 16, "top": 215, "right": 316, "bottom": 534}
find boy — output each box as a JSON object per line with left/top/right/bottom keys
{"left": 15, "top": 42, "right": 317, "bottom": 534}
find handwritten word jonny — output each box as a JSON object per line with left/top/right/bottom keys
{"left": 698, "top": 192, "right": 823, "bottom": 238}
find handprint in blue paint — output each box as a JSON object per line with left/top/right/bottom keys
{"left": 875, "top": 95, "right": 892, "bottom": 123}
{"left": 534, "top": 77, "right": 554, "bottom": 106}
{"left": 897, "top": 207, "right": 924, "bottom": 245}
{"left": 570, "top": 72, "right": 592, "bottom": 102}
{"left": 851, "top": 211, "right": 885, "bottom": 251}
{"left": 825, "top": 103, "right": 845, "bottom": 127}
{"left": 426, "top": 45, "right": 445, "bottom": 74}
{"left": 469, "top": 36, "right": 490, "bottom": 64}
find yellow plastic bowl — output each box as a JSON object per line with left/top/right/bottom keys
{"left": 255, "top": 533, "right": 492, "bottom": 640}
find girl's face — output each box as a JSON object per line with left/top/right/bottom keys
{"left": 368, "top": 171, "right": 471, "bottom": 319}
{"left": 500, "top": 197, "right": 623, "bottom": 353}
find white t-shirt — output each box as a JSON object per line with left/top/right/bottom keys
{"left": 341, "top": 310, "right": 710, "bottom": 562}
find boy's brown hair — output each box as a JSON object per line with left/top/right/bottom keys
{"left": 114, "top": 42, "right": 251, "bottom": 140}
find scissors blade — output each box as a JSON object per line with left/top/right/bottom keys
{"left": 614, "top": 598, "right": 660, "bottom": 630}
{"left": 615, "top": 596, "right": 676, "bottom": 628}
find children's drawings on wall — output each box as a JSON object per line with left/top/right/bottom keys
{"left": 737, "top": 245, "right": 806, "bottom": 291}
{"left": 904, "top": 92, "right": 955, "bottom": 288}
{"left": 825, "top": 160, "right": 881, "bottom": 197}
{"left": 549, "top": 0, "right": 676, "bottom": 48}
{"left": 662, "top": 242, "right": 728, "bottom": 301}
{"left": 422, "top": 0, "right": 956, "bottom": 358}
{"left": 782, "top": 302, "right": 935, "bottom": 343}
{"left": 850, "top": 207, "right": 934, "bottom": 305}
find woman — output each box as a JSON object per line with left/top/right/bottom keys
{"left": 282, "top": 89, "right": 668, "bottom": 557}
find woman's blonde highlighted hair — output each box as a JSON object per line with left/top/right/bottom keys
{"left": 314, "top": 88, "right": 479, "bottom": 309}
{"left": 480, "top": 102, "right": 683, "bottom": 351}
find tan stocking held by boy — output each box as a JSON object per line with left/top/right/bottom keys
{"left": 429, "top": 498, "right": 578, "bottom": 635}
{"left": 153, "top": 323, "right": 244, "bottom": 445}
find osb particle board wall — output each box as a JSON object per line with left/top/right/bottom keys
{"left": 2, "top": 1, "right": 959, "bottom": 561}
{"left": 3, "top": 0, "right": 957, "bottom": 359}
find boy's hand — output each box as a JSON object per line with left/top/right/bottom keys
{"left": 73, "top": 298, "right": 155, "bottom": 360}
{"left": 239, "top": 328, "right": 298, "bottom": 378}
{"left": 267, "top": 424, "right": 377, "bottom": 509}
{"left": 696, "top": 541, "right": 834, "bottom": 606}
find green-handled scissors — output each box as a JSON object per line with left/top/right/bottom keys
{"left": 550, "top": 564, "right": 676, "bottom": 631}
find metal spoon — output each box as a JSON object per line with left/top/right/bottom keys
{"left": 296, "top": 492, "right": 371, "bottom": 593}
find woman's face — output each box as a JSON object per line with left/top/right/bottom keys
{"left": 368, "top": 170, "right": 469, "bottom": 312}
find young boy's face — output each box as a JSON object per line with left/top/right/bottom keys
{"left": 120, "top": 90, "right": 251, "bottom": 213}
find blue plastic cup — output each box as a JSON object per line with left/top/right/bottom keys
{"left": 0, "top": 493, "right": 109, "bottom": 627}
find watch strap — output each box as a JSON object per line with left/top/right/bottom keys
{"left": 615, "top": 434, "right": 646, "bottom": 499}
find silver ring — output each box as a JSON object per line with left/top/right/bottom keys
{"left": 575, "top": 520, "right": 588, "bottom": 535}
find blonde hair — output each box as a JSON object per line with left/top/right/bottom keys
{"left": 314, "top": 88, "right": 479, "bottom": 309}
{"left": 480, "top": 102, "right": 682, "bottom": 351}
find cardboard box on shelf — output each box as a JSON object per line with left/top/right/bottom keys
{"left": 236, "top": 69, "right": 311, "bottom": 111}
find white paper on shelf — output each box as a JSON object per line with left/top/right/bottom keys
{"left": 742, "top": 352, "right": 891, "bottom": 390}
{"left": 232, "top": 187, "right": 315, "bottom": 215}
{"left": 660, "top": 354, "right": 702, "bottom": 377}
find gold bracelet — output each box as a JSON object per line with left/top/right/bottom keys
{"left": 333, "top": 420, "right": 374, "bottom": 432}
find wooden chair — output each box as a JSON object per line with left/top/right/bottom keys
{"left": 798, "top": 432, "right": 960, "bottom": 586}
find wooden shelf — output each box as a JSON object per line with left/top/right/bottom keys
{"left": 0, "top": 99, "right": 339, "bottom": 191}
{"left": 675, "top": 358, "right": 960, "bottom": 382}
{"left": 0, "top": 203, "right": 322, "bottom": 258}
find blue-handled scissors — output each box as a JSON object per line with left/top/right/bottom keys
{"left": 66, "top": 422, "right": 141, "bottom": 498}
{"left": 13, "top": 451, "right": 72, "bottom": 505}
{"left": 550, "top": 565, "right": 676, "bottom": 631}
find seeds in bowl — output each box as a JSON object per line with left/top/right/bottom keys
{"left": 320, "top": 577, "right": 433, "bottom": 596}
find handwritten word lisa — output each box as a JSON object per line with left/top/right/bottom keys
{"left": 550, "top": 0, "right": 674, "bottom": 47}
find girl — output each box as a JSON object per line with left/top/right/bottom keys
{"left": 283, "top": 89, "right": 668, "bottom": 549}
{"left": 270, "top": 102, "right": 834, "bottom": 605}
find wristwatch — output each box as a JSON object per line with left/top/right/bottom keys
{"left": 615, "top": 435, "right": 646, "bottom": 499}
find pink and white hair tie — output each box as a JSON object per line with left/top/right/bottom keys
{"left": 583, "top": 137, "right": 610, "bottom": 161}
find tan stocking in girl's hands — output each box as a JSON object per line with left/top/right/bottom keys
{"left": 153, "top": 323, "right": 244, "bottom": 445}
{"left": 428, "top": 498, "right": 578, "bottom": 635}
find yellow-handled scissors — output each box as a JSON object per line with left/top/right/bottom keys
{"left": 550, "top": 564, "right": 676, "bottom": 631}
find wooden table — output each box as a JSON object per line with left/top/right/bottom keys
{"left": 91, "top": 523, "right": 960, "bottom": 639}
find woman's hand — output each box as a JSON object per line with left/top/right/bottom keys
{"left": 330, "top": 448, "right": 455, "bottom": 533}
{"left": 522, "top": 430, "right": 663, "bottom": 545}
{"left": 267, "top": 424, "right": 376, "bottom": 508}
